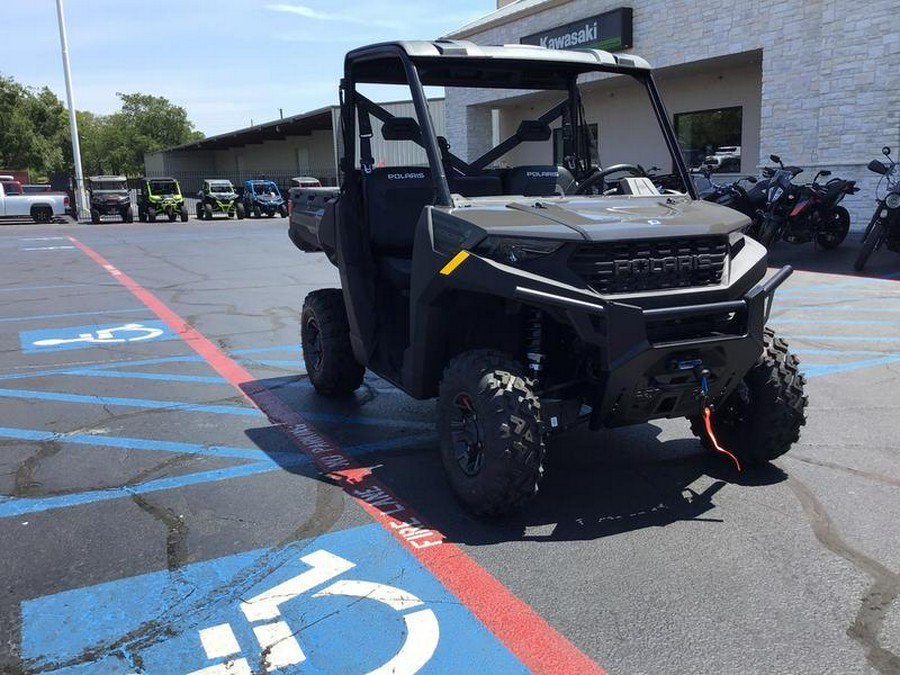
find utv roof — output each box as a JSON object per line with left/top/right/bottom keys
{"left": 346, "top": 40, "right": 651, "bottom": 89}
{"left": 89, "top": 175, "right": 126, "bottom": 181}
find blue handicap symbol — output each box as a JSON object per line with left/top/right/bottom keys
{"left": 20, "top": 320, "right": 176, "bottom": 353}
{"left": 20, "top": 523, "right": 526, "bottom": 674}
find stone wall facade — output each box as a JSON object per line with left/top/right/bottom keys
{"left": 446, "top": 0, "right": 900, "bottom": 228}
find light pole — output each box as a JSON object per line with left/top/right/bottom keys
{"left": 55, "top": 0, "right": 88, "bottom": 222}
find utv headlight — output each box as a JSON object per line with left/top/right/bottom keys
{"left": 432, "top": 218, "right": 482, "bottom": 255}
{"left": 886, "top": 192, "right": 900, "bottom": 209}
{"left": 474, "top": 236, "right": 563, "bottom": 264}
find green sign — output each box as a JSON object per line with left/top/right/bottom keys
{"left": 521, "top": 7, "right": 633, "bottom": 52}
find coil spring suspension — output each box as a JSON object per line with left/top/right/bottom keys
{"left": 525, "top": 308, "right": 545, "bottom": 383}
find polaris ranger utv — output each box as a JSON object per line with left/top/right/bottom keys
{"left": 138, "top": 176, "right": 189, "bottom": 222}
{"left": 289, "top": 40, "right": 807, "bottom": 516}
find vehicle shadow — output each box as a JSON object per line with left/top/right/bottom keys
{"left": 242, "top": 376, "right": 788, "bottom": 546}
{"left": 409, "top": 423, "right": 787, "bottom": 547}
{"left": 766, "top": 230, "right": 898, "bottom": 280}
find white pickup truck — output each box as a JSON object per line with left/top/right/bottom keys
{"left": 0, "top": 181, "right": 69, "bottom": 223}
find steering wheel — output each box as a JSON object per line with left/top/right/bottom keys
{"left": 575, "top": 164, "right": 647, "bottom": 195}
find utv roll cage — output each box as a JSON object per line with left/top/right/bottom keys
{"left": 338, "top": 40, "right": 697, "bottom": 201}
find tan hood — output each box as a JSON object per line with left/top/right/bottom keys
{"left": 447, "top": 195, "right": 749, "bottom": 241}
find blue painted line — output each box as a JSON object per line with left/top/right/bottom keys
{"left": 779, "top": 283, "right": 875, "bottom": 294}
{"left": 0, "top": 357, "right": 204, "bottom": 382}
{"left": 804, "top": 355, "right": 900, "bottom": 378}
{"left": 68, "top": 354, "right": 204, "bottom": 369}
{"left": 0, "top": 351, "right": 304, "bottom": 382}
{"left": 777, "top": 295, "right": 900, "bottom": 303}
{"left": 0, "top": 307, "right": 146, "bottom": 324}
{"left": 302, "top": 412, "right": 433, "bottom": 430}
{"left": 0, "top": 463, "right": 280, "bottom": 518}
{"left": 237, "top": 358, "right": 305, "bottom": 368}
{"left": 794, "top": 348, "right": 897, "bottom": 356}
{"left": 0, "top": 284, "right": 87, "bottom": 293}
{"left": 347, "top": 433, "right": 436, "bottom": 453}
{"left": 0, "top": 387, "right": 261, "bottom": 417}
{"left": 0, "top": 386, "right": 435, "bottom": 429}
{"left": 0, "top": 430, "right": 432, "bottom": 517}
{"left": 285, "top": 377, "right": 402, "bottom": 396}
{"left": 787, "top": 335, "right": 900, "bottom": 343}
{"left": 779, "top": 306, "right": 900, "bottom": 313}
{"left": 229, "top": 345, "right": 301, "bottom": 355}
{"left": 0, "top": 427, "right": 273, "bottom": 462}
{"left": 771, "top": 318, "right": 900, "bottom": 325}
{"left": 60, "top": 369, "right": 225, "bottom": 384}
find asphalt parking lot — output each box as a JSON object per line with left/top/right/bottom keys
{"left": 1, "top": 216, "right": 898, "bottom": 674}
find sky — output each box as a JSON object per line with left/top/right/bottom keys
{"left": 0, "top": 0, "right": 493, "bottom": 137}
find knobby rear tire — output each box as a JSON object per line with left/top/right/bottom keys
{"left": 300, "top": 289, "right": 364, "bottom": 397}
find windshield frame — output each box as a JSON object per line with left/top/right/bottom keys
{"left": 343, "top": 45, "right": 696, "bottom": 204}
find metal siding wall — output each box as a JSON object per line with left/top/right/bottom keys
{"left": 353, "top": 99, "right": 446, "bottom": 168}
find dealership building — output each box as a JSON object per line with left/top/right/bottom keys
{"left": 144, "top": 100, "right": 445, "bottom": 192}
{"left": 147, "top": 0, "right": 897, "bottom": 226}
{"left": 442, "top": 0, "right": 899, "bottom": 225}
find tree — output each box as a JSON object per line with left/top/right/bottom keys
{"left": 0, "top": 74, "right": 68, "bottom": 178}
{"left": 0, "top": 74, "right": 205, "bottom": 179}
{"left": 103, "top": 93, "right": 204, "bottom": 176}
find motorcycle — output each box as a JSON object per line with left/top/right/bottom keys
{"left": 696, "top": 170, "right": 768, "bottom": 237}
{"left": 650, "top": 168, "right": 766, "bottom": 236}
{"left": 757, "top": 154, "right": 858, "bottom": 249}
{"left": 854, "top": 146, "right": 900, "bottom": 271}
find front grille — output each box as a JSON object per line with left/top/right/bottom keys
{"left": 569, "top": 236, "right": 728, "bottom": 294}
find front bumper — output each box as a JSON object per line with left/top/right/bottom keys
{"left": 252, "top": 200, "right": 284, "bottom": 213}
{"left": 512, "top": 266, "right": 791, "bottom": 426}
{"left": 152, "top": 199, "right": 183, "bottom": 213}
{"left": 94, "top": 202, "right": 129, "bottom": 215}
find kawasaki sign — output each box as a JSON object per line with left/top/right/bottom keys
{"left": 521, "top": 7, "right": 633, "bottom": 52}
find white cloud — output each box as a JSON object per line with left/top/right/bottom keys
{"left": 265, "top": 3, "right": 400, "bottom": 29}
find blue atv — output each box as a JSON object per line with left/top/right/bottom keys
{"left": 242, "top": 179, "right": 288, "bottom": 218}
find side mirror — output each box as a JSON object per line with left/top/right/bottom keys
{"left": 381, "top": 117, "right": 421, "bottom": 142}
{"left": 746, "top": 176, "right": 758, "bottom": 183}
{"left": 868, "top": 159, "right": 888, "bottom": 175}
{"left": 883, "top": 146, "right": 892, "bottom": 157}
{"left": 819, "top": 169, "right": 831, "bottom": 177}
{"left": 516, "top": 120, "right": 552, "bottom": 142}
{"left": 769, "top": 154, "right": 781, "bottom": 164}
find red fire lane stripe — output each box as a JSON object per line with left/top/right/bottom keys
{"left": 67, "top": 235, "right": 606, "bottom": 675}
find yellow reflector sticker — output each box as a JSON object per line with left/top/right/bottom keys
{"left": 439, "top": 250, "right": 470, "bottom": 276}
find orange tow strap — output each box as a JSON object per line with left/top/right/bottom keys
{"left": 703, "top": 406, "right": 742, "bottom": 471}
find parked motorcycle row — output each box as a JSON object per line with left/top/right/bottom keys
{"left": 694, "top": 148, "right": 900, "bottom": 271}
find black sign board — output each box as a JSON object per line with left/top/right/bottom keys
{"left": 521, "top": 7, "right": 633, "bottom": 52}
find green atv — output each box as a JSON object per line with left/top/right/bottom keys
{"left": 138, "top": 177, "right": 189, "bottom": 222}
{"left": 196, "top": 179, "right": 246, "bottom": 220}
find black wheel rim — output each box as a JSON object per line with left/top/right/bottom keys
{"left": 305, "top": 316, "right": 323, "bottom": 373}
{"left": 450, "top": 393, "right": 483, "bottom": 476}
